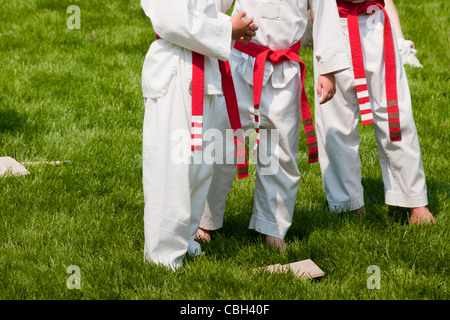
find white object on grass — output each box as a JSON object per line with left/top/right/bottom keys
{"left": 21, "top": 160, "right": 71, "bottom": 166}
{"left": 253, "top": 259, "right": 325, "bottom": 279}
{"left": 0, "top": 156, "right": 30, "bottom": 177}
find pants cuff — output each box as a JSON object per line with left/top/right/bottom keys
{"left": 327, "top": 193, "right": 365, "bottom": 212}
{"left": 248, "top": 215, "right": 290, "bottom": 239}
{"left": 385, "top": 191, "right": 428, "bottom": 208}
{"left": 199, "top": 215, "right": 224, "bottom": 231}
{"left": 143, "top": 252, "right": 183, "bottom": 271}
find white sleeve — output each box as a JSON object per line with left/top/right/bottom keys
{"left": 141, "top": 0, "right": 233, "bottom": 61}
{"left": 310, "top": 0, "right": 351, "bottom": 75}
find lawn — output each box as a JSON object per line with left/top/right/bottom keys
{"left": 0, "top": 0, "right": 448, "bottom": 304}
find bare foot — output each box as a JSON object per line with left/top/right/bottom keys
{"left": 266, "top": 235, "right": 287, "bottom": 251}
{"left": 409, "top": 207, "right": 436, "bottom": 225}
{"left": 196, "top": 227, "right": 212, "bottom": 242}
{"left": 351, "top": 205, "right": 366, "bottom": 217}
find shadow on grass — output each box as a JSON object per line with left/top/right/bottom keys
{"left": 289, "top": 175, "right": 442, "bottom": 237}
{"left": 205, "top": 174, "right": 442, "bottom": 262}
{"left": 0, "top": 109, "right": 28, "bottom": 133}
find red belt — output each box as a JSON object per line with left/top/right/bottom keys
{"left": 154, "top": 34, "right": 248, "bottom": 179}
{"left": 227, "top": 40, "right": 318, "bottom": 164}
{"left": 337, "top": 0, "right": 401, "bottom": 141}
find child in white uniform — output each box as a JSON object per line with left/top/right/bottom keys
{"left": 198, "top": 0, "right": 351, "bottom": 248}
{"left": 314, "top": 0, "right": 435, "bottom": 224}
{"left": 141, "top": 0, "right": 256, "bottom": 269}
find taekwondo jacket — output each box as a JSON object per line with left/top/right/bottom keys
{"left": 229, "top": 0, "right": 351, "bottom": 88}
{"left": 141, "top": 0, "right": 235, "bottom": 99}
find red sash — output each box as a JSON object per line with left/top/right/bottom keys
{"left": 225, "top": 40, "right": 318, "bottom": 164}
{"left": 154, "top": 34, "right": 249, "bottom": 179}
{"left": 218, "top": 60, "right": 249, "bottom": 179}
{"left": 337, "top": 0, "right": 401, "bottom": 141}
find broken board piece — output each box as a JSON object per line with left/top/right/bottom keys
{"left": 0, "top": 156, "right": 30, "bottom": 177}
{"left": 21, "top": 160, "right": 70, "bottom": 166}
{"left": 254, "top": 259, "right": 325, "bottom": 279}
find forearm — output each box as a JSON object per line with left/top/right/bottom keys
{"left": 384, "top": 0, "right": 404, "bottom": 39}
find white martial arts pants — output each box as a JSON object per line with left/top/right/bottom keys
{"left": 314, "top": 15, "right": 428, "bottom": 212}
{"left": 200, "top": 68, "right": 303, "bottom": 239}
{"left": 143, "top": 62, "right": 216, "bottom": 270}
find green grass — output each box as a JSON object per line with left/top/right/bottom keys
{"left": 0, "top": 0, "right": 448, "bottom": 301}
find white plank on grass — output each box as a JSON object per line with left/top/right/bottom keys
{"left": 254, "top": 259, "right": 325, "bottom": 279}
{"left": 0, "top": 156, "right": 30, "bottom": 177}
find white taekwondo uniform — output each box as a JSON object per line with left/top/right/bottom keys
{"left": 200, "top": 0, "right": 351, "bottom": 239}
{"left": 141, "top": 0, "right": 235, "bottom": 269}
{"left": 314, "top": 0, "right": 428, "bottom": 211}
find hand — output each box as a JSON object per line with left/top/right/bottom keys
{"left": 239, "top": 22, "right": 258, "bottom": 45}
{"left": 317, "top": 73, "right": 336, "bottom": 104}
{"left": 230, "top": 12, "right": 254, "bottom": 42}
